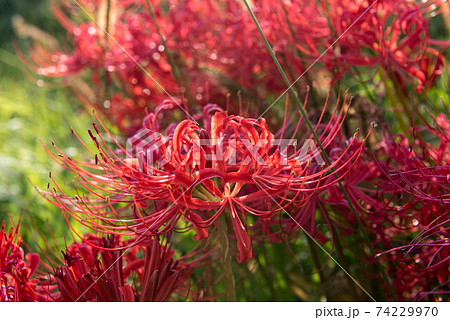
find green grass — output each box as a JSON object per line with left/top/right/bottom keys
{"left": 0, "top": 46, "right": 97, "bottom": 249}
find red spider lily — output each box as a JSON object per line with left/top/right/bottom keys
{"left": 250, "top": 116, "right": 380, "bottom": 283}
{"left": 17, "top": 0, "right": 304, "bottom": 133}
{"left": 372, "top": 110, "right": 450, "bottom": 217}
{"left": 252, "top": 117, "right": 367, "bottom": 241}
{"left": 17, "top": 0, "right": 450, "bottom": 132}
{"left": 269, "top": 0, "right": 450, "bottom": 92}
{"left": 16, "top": 0, "right": 178, "bottom": 134}
{"left": 258, "top": 0, "right": 330, "bottom": 71}
{"left": 255, "top": 101, "right": 449, "bottom": 300}
{"left": 0, "top": 220, "right": 43, "bottom": 301}
{"left": 302, "top": 108, "right": 448, "bottom": 300}
{"left": 328, "top": 0, "right": 450, "bottom": 92}
{"left": 363, "top": 113, "right": 449, "bottom": 300}
{"left": 174, "top": 0, "right": 288, "bottom": 95}
{"left": 371, "top": 111, "right": 450, "bottom": 300}
{"left": 54, "top": 234, "right": 207, "bottom": 301}
{"left": 54, "top": 234, "right": 133, "bottom": 302}
{"left": 383, "top": 211, "right": 450, "bottom": 301}
{"left": 41, "top": 95, "right": 368, "bottom": 263}
{"left": 377, "top": 219, "right": 450, "bottom": 301}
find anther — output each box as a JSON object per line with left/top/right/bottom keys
{"left": 93, "top": 122, "right": 100, "bottom": 134}
{"left": 88, "top": 129, "right": 95, "bottom": 141}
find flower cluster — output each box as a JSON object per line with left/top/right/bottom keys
{"left": 0, "top": 221, "right": 43, "bottom": 301}
{"left": 54, "top": 234, "right": 202, "bottom": 301}
{"left": 284, "top": 109, "right": 450, "bottom": 300}
{"left": 18, "top": 0, "right": 286, "bottom": 133}
{"left": 373, "top": 112, "right": 450, "bottom": 300}
{"left": 42, "top": 97, "right": 368, "bottom": 263}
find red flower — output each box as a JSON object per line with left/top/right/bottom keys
{"left": 42, "top": 96, "right": 367, "bottom": 263}
{"left": 262, "top": 0, "right": 450, "bottom": 92}
{"left": 325, "top": 110, "right": 450, "bottom": 300}
{"left": 54, "top": 234, "right": 205, "bottom": 301}
{"left": 17, "top": 0, "right": 304, "bottom": 133}
{"left": 321, "top": 0, "right": 450, "bottom": 92}
{"left": 0, "top": 221, "right": 42, "bottom": 301}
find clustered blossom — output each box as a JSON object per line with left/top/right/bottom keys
{"left": 263, "top": 0, "right": 450, "bottom": 91}
{"left": 373, "top": 112, "right": 450, "bottom": 300}
{"left": 281, "top": 109, "right": 450, "bottom": 300}
{"left": 17, "top": 1, "right": 450, "bottom": 135}
{"left": 18, "top": 0, "right": 284, "bottom": 134}
{"left": 53, "top": 234, "right": 204, "bottom": 301}
{"left": 283, "top": 0, "right": 450, "bottom": 92}
{"left": 249, "top": 103, "right": 449, "bottom": 301}
{"left": 42, "top": 97, "right": 368, "bottom": 263}
{"left": 1, "top": 223, "right": 214, "bottom": 302}
{"left": 0, "top": 221, "right": 42, "bottom": 301}
{"left": 266, "top": 118, "right": 373, "bottom": 241}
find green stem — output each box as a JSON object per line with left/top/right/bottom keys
{"left": 279, "top": 0, "right": 319, "bottom": 107}
{"left": 217, "top": 214, "right": 237, "bottom": 301}
{"left": 281, "top": 53, "right": 306, "bottom": 103}
{"left": 306, "top": 236, "right": 325, "bottom": 283}
{"left": 379, "top": 69, "right": 411, "bottom": 137}
{"left": 351, "top": 66, "right": 377, "bottom": 103}
{"left": 255, "top": 253, "right": 277, "bottom": 300}
{"left": 105, "top": 0, "right": 111, "bottom": 36}
{"left": 205, "top": 264, "right": 216, "bottom": 298}
{"left": 389, "top": 72, "right": 416, "bottom": 123}
{"left": 242, "top": 0, "right": 397, "bottom": 301}
{"left": 320, "top": 203, "right": 359, "bottom": 299}
{"left": 257, "top": 244, "right": 278, "bottom": 300}
{"left": 104, "top": 0, "right": 112, "bottom": 102}
{"left": 194, "top": 183, "right": 236, "bottom": 301}
{"left": 145, "top": 0, "right": 194, "bottom": 104}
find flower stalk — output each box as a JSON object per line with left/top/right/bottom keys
{"left": 379, "top": 68, "right": 411, "bottom": 136}
{"left": 218, "top": 213, "right": 237, "bottom": 302}
{"left": 145, "top": 0, "right": 194, "bottom": 104}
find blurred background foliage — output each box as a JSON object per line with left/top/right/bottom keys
{"left": 0, "top": 0, "right": 95, "bottom": 248}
